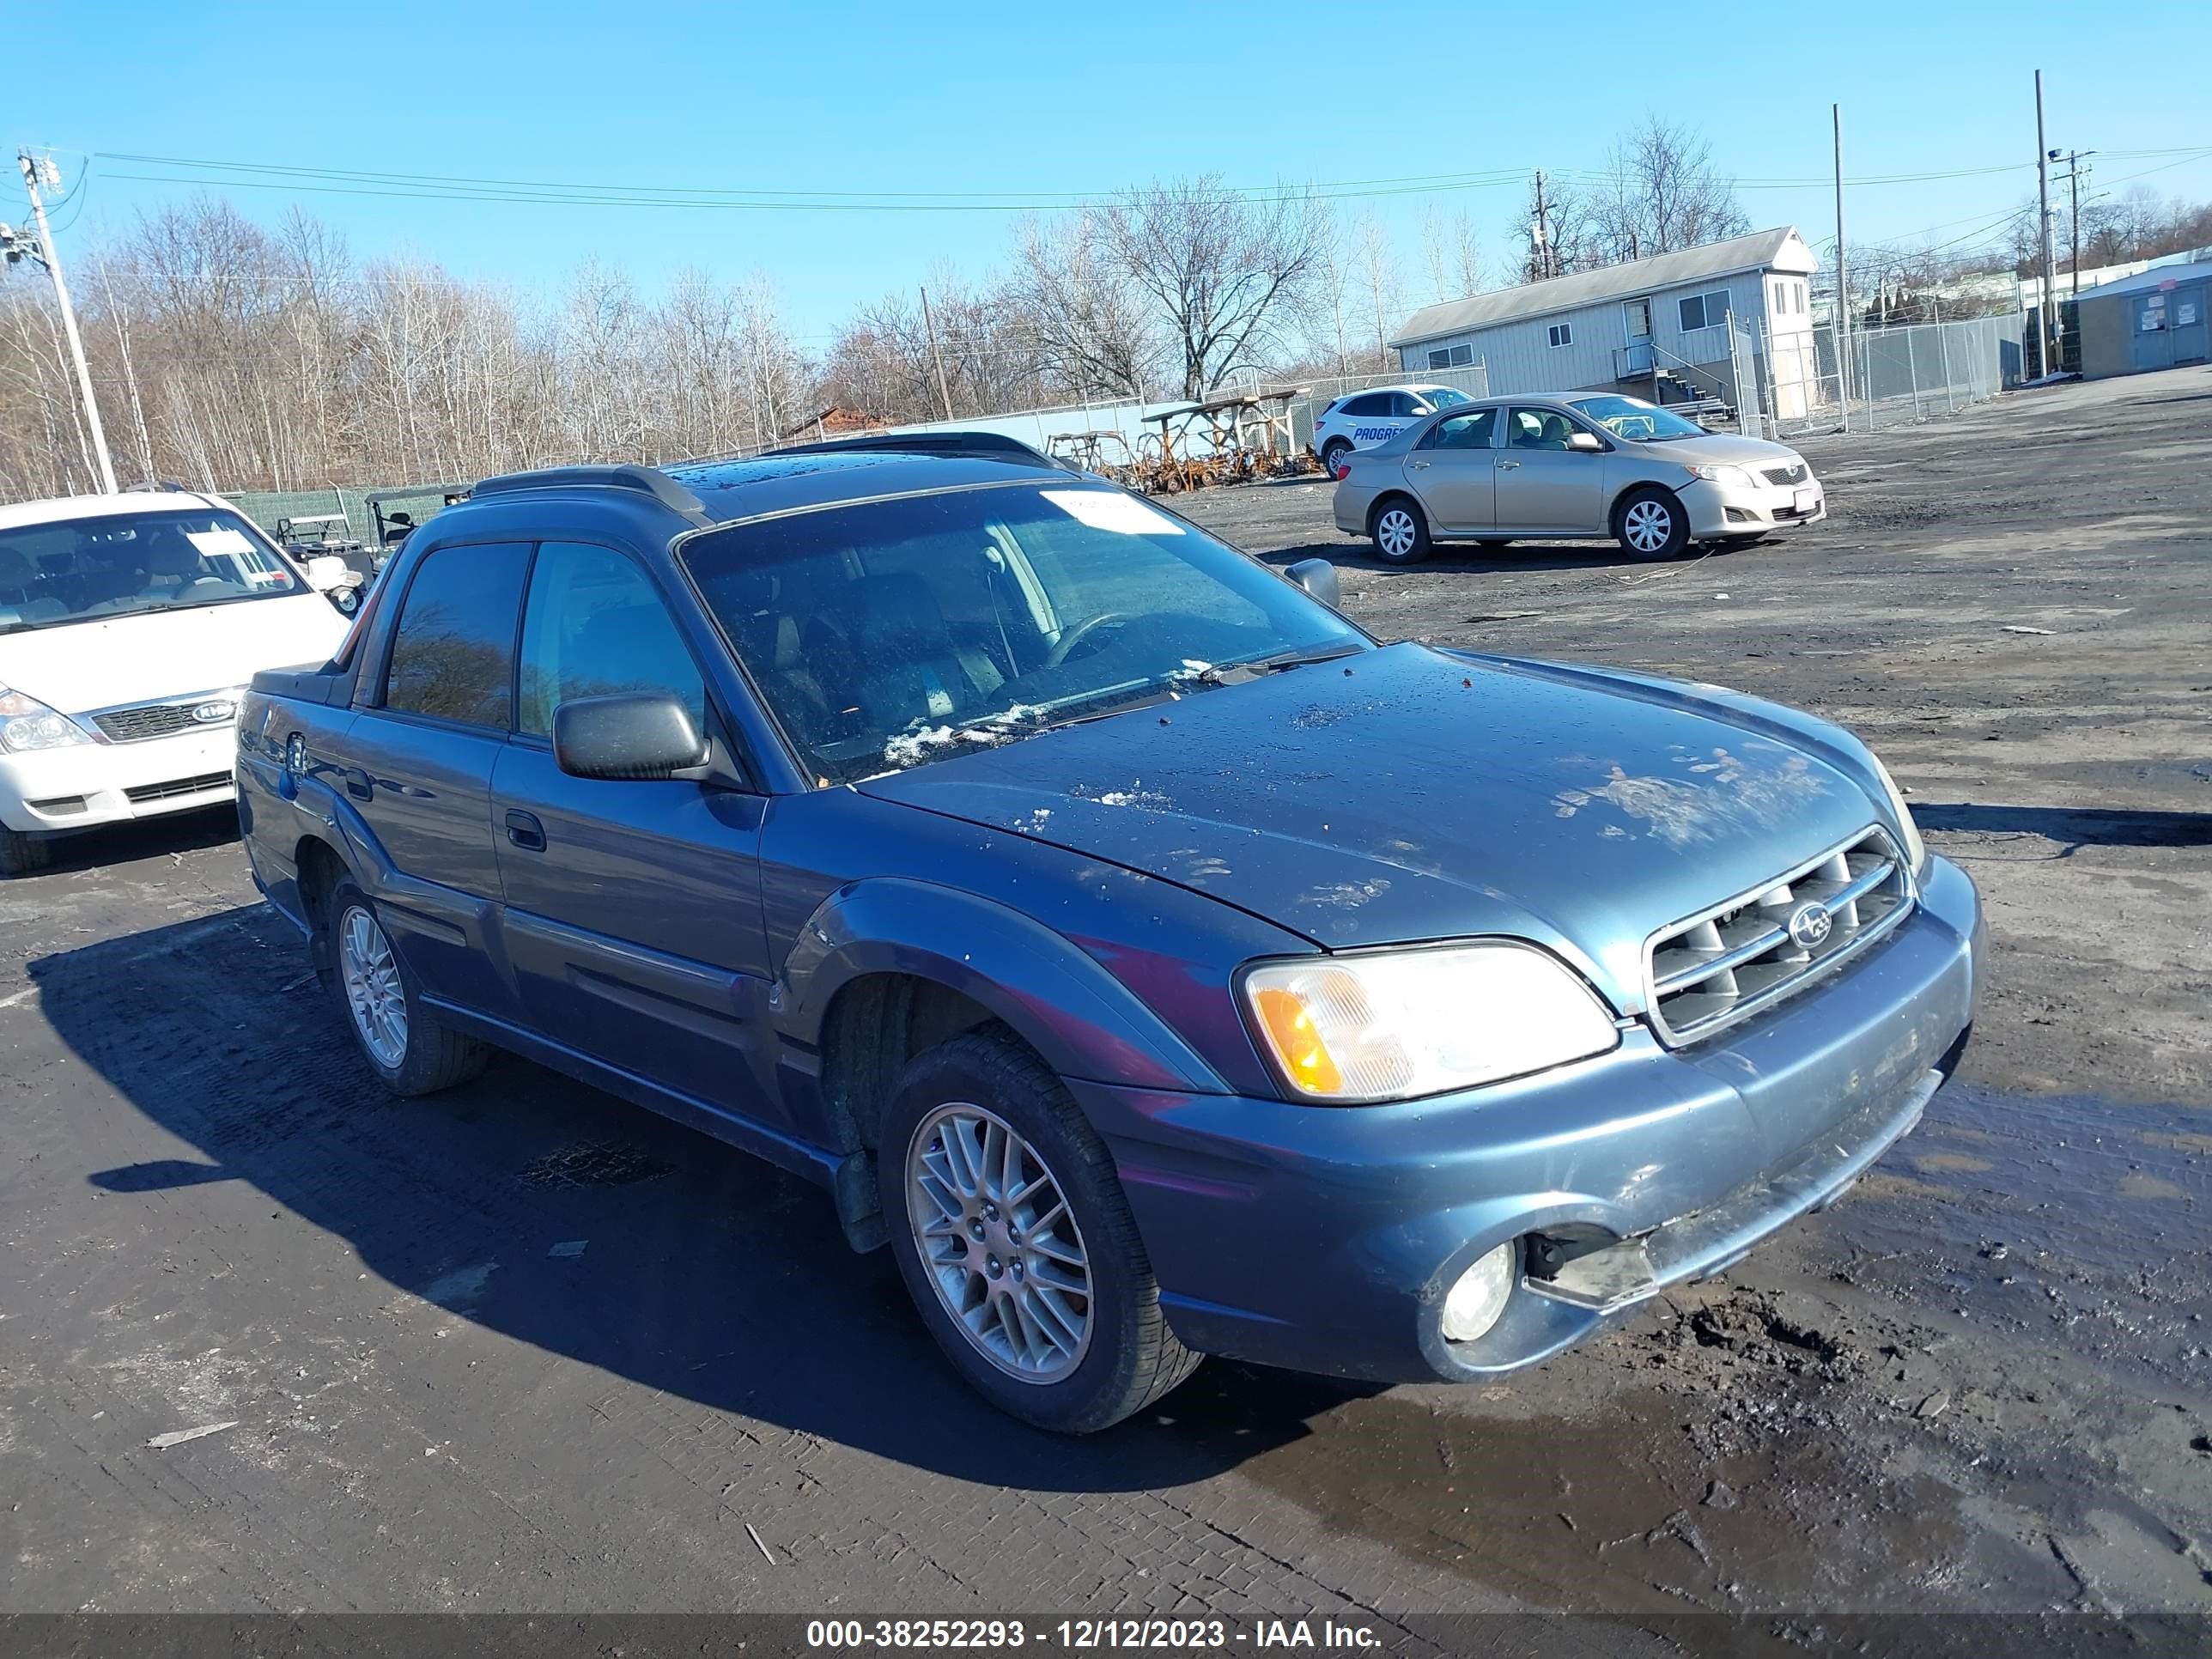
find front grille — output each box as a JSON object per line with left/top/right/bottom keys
{"left": 124, "top": 772, "right": 233, "bottom": 805}
{"left": 1762, "top": 464, "right": 1808, "bottom": 486}
{"left": 1644, "top": 827, "right": 1911, "bottom": 1045}
{"left": 94, "top": 703, "right": 197, "bottom": 743}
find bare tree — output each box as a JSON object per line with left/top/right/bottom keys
{"left": 1419, "top": 205, "right": 1482, "bottom": 303}
{"left": 1097, "top": 178, "right": 1325, "bottom": 398}
{"left": 1593, "top": 116, "right": 1750, "bottom": 259}
{"left": 1352, "top": 210, "right": 1403, "bottom": 370}
{"left": 1007, "top": 214, "right": 1156, "bottom": 400}
{"left": 1515, "top": 173, "right": 1604, "bottom": 282}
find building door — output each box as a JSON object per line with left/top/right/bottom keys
{"left": 1622, "top": 298, "right": 1654, "bottom": 375}
{"left": 2169, "top": 282, "right": 2209, "bottom": 366}
{"left": 2131, "top": 289, "right": 2177, "bottom": 372}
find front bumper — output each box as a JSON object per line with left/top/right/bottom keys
{"left": 0, "top": 726, "right": 238, "bottom": 835}
{"left": 1075, "top": 853, "right": 1982, "bottom": 1383}
{"left": 1682, "top": 474, "right": 1826, "bottom": 538}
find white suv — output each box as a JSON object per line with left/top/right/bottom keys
{"left": 1312, "top": 384, "right": 1473, "bottom": 477}
{"left": 0, "top": 491, "right": 349, "bottom": 876}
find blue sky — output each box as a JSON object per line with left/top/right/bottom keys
{"left": 14, "top": 0, "right": 2212, "bottom": 344}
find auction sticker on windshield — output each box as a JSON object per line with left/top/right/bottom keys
{"left": 1041, "top": 489, "right": 1185, "bottom": 537}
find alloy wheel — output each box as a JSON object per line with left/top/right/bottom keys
{"left": 1624, "top": 499, "right": 1674, "bottom": 554}
{"left": 906, "top": 1102, "right": 1093, "bottom": 1382}
{"left": 338, "top": 904, "right": 408, "bottom": 1068}
{"left": 1376, "top": 507, "right": 1419, "bottom": 559}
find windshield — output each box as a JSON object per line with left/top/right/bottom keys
{"left": 1424, "top": 387, "right": 1472, "bottom": 409}
{"left": 0, "top": 507, "right": 301, "bottom": 633}
{"left": 683, "top": 482, "right": 1369, "bottom": 783}
{"left": 1568, "top": 395, "right": 1707, "bottom": 441}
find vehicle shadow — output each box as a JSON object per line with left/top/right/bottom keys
{"left": 1255, "top": 541, "right": 1683, "bottom": 579}
{"left": 38, "top": 905, "right": 1380, "bottom": 1492}
{"left": 23, "top": 804, "right": 241, "bottom": 876}
{"left": 1914, "top": 802, "right": 2212, "bottom": 852}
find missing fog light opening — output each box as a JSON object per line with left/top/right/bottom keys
{"left": 1440, "top": 1241, "right": 1516, "bottom": 1344}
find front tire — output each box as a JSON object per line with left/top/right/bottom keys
{"left": 0, "top": 825, "right": 52, "bottom": 878}
{"left": 1613, "top": 486, "right": 1690, "bottom": 560}
{"left": 325, "top": 880, "right": 489, "bottom": 1097}
{"left": 879, "top": 1030, "right": 1200, "bottom": 1433}
{"left": 1370, "top": 496, "right": 1432, "bottom": 565}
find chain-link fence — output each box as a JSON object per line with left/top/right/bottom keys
{"left": 220, "top": 483, "right": 470, "bottom": 568}
{"left": 1763, "top": 312, "right": 2027, "bottom": 438}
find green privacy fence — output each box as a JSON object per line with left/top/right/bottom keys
{"left": 220, "top": 483, "right": 469, "bottom": 551}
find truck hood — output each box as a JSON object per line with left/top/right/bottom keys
{"left": 856, "top": 641, "right": 1881, "bottom": 1012}
{"left": 0, "top": 595, "right": 347, "bottom": 713}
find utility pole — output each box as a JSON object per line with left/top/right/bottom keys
{"left": 1529, "top": 170, "right": 1553, "bottom": 282}
{"left": 2034, "top": 72, "right": 2058, "bottom": 376}
{"left": 12, "top": 151, "right": 118, "bottom": 494}
{"left": 2051, "top": 149, "right": 2093, "bottom": 302}
{"left": 1832, "top": 103, "right": 1850, "bottom": 431}
{"left": 918, "top": 285, "right": 954, "bottom": 421}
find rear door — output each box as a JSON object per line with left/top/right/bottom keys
{"left": 340, "top": 540, "right": 529, "bottom": 1012}
{"left": 1405, "top": 406, "right": 1499, "bottom": 532}
{"left": 1495, "top": 406, "right": 1608, "bottom": 532}
{"left": 489, "top": 539, "right": 781, "bottom": 1126}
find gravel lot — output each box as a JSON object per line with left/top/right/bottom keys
{"left": 2, "top": 371, "right": 2207, "bottom": 1637}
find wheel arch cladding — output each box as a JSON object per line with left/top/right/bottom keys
{"left": 780, "top": 878, "right": 1228, "bottom": 1124}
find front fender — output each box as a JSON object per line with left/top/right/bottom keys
{"left": 778, "top": 878, "right": 1228, "bottom": 1096}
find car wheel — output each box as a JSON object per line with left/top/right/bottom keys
{"left": 1320, "top": 439, "right": 1352, "bottom": 478}
{"left": 325, "top": 880, "right": 489, "bottom": 1097}
{"left": 1613, "top": 487, "right": 1690, "bottom": 560}
{"left": 0, "top": 825, "right": 52, "bottom": 878}
{"left": 879, "top": 1029, "right": 1201, "bottom": 1434}
{"left": 1370, "top": 496, "right": 1431, "bottom": 566}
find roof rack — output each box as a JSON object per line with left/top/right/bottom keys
{"left": 470, "top": 463, "right": 708, "bottom": 518}
{"left": 763, "top": 430, "right": 1073, "bottom": 471}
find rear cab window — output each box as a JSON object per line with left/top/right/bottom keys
{"left": 379, "top": 543, "right": 530, "bottom": 727}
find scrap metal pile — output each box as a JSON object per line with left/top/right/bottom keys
{"left": 1048, "top": 386, "right": 1322, "bottom": 495}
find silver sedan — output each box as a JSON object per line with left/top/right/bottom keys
{"left": 1331, "top": 394, "right": 1826, "bottom": 563}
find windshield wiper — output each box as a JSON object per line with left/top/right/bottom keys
{"left": 1190, "top": 642, "right": 1365, "bottom": 684}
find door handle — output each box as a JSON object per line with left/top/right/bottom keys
{"left": 504, "top": 810, "right": 546, "bottom": 852}
{"left": 1409, "top": 460, "right": 1431, "bottom": 469}
{"left": 343, "top": 767, "right": 373, "bottom": 800}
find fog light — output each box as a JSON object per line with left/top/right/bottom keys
{"left": 1440, "top": 1242, "right": 1516, "bottom": 1344}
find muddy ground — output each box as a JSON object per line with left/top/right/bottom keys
{"left": 0, "top": 372, "right": 2206, "bottom": 1646}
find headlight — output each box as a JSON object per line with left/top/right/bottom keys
{"left": 0, "top": 686, "right": 91, "bottom": 753}
{"left": 1242, "top": 941, "right": 1619, "bottom": 1103}
{"left": 1868, "top": 750, "right": 1928, "bottom": 876}
{"left": 1685, "top": 463, "right": 1755, "bottom": 488}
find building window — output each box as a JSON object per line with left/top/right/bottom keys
{"left": 1426, "top": 343, "right": 1475, "bottom": 368}
{"left": 1796, "top": 282, "right": 1806, "bottom": 315}
{"left": 1427, "top": 348, "right": 1450, "bottom": 369}
{"left": 1678, "top": 289, "right": 1732, "bottom": 331}
{"left": 1547, "top": 322, "right": 1573, "bottom": 349}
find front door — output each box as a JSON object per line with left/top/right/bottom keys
{"left": 1496, "top": 407, "right": 1607, "bottom": 532}
{"left": 1405, "top": 406, "right": 1499, "bottom": 531}
{"left": 2169, "top": 283, "right": 2209, "bottom": 366}
{"left": 2131, "top": 290, "right": 2177, "bottom": 372}
{"left": 489, "top": 540, "right": 781, "bottom": 1129}
{"left": 343, "top": 539, "right": 531, "bottom": 1012}
{"left": 1623, "top": 298, "right": 1655, "bottom": 375}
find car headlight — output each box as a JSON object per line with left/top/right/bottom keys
{"left": 1685, "top": 463, "right": 1755, "bottom": 488}
{"left": 1242, "top": 941, "right": 1619, "bottom": 1103}
{"left": 1868, "top": 750, "right": 1928, "bottom": 876}
{"left": 0, "top": 686, "right": 91, "bottom": 753}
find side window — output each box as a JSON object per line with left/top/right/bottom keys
{"left": 1423, "top": 409, "right": 1497, "bottom": 451}
{"left": 1508, "top": 408, "right": 1575, "bottom": 451}
{"left": 1547, "top": 322, "right": 1573, "bottom": 349}
{"left": 1389, "top": 392, "right": 1424, "bottom": 417}
{"left": 516, "top": 541, "right": 706, "bottom": 738}
{"left": 381, "top": 542, "right": 530, "bottom": 728}
{"left": 1340, "top": 393, "right": 1385, "bottom": 418}
{"left": 1426, "top": 349, "right": 1451, "bottom": 370}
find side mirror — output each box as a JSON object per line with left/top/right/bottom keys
{"left": 1566, "top": 430, "right": 1605, "bottom": 453}
{"left": 553, "top": 693, "right": 711, "bottom": 782}
{"left": 1285, "top": 557, "right": 1340, "bottom": 608}
{"left": 302, "top": 554, "right": 348, "bottom": 592}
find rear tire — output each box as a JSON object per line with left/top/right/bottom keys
{"left": 0, "top": 825, "right": 52, "bottom": 878}
{"left": 324, "top": 880, "right": 489, "bottom": 1097}
{"left": 878, "top": 1029, "right": 1201, "bottom": 1434}
{"left": 1369, "top": 496, "right": 1432, "bottom": 566}
{"left": 1320, "top": 439, "right": 1352, "bottom": 477}
{"left": 1613, "top": 486, "right": 1690, "bottom": 560}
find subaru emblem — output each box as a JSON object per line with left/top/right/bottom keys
{"left": 1787, "top": 902, "right": 1832, "bottom": 951}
